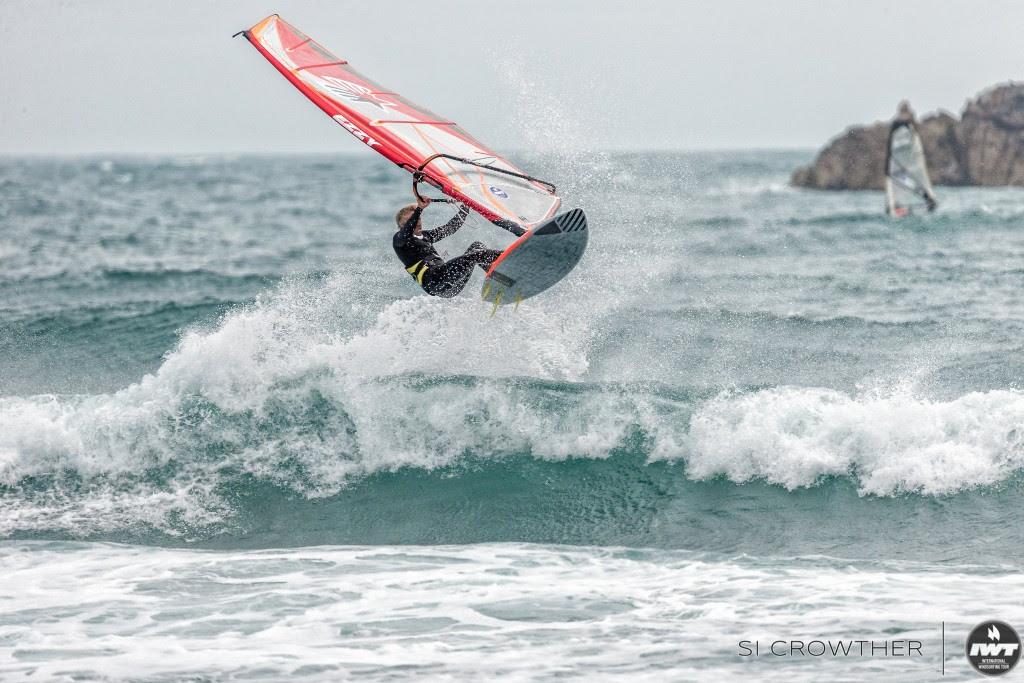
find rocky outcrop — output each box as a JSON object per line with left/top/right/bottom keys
{"left": 789, "top": 121, "right": 890, "bottom": 190}
{"left": 960, "top": 85, "right": 1024, "bottom": 185}
{"left": 917, "top": 112, "right": 968, "bottom": 186}
{"left": 792, "top": 83, "right": 1024, "bottom": 189}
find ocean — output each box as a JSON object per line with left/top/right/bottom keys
{"left": 1, "top": 151, "right": 1023, "bottom": 681}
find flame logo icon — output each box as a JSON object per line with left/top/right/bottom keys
{"left": 989, "top": 625, "right": 1001, "bottom": 641}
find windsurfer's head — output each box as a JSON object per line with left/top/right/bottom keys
{"left": 396, "top": 204, "right": 421, "bottom": 233}
{"left": 897, "top": 100, "right": 914, "bottom": 120}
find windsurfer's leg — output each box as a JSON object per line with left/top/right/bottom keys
{"left": 422, "top": 255, "right": 477, "bottom": 298}
{"left": 465, "top": 242, "right": 502, "bottom": 271}
{"left": 421, "top": 245, "right": 501, "bottom": 297}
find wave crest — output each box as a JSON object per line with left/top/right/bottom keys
{"left": 680, "top": 385, "right": 1024, "bottom": 495}
{"left": 3, "top": 270, "right": 1024, "bottom": 540}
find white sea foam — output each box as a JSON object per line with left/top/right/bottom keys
{"left": 0, "top": 541, "right": 1018, "bottom": 682}
{"left": 675, "top": 384, "right": 1024, "bottom": 495}
{"left": 703, "top": 180, "right": 797, "bottom": 197}
{"left": 0, "top": 240, "right": 20, "bottom": 260}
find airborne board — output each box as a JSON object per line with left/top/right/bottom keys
{"left": 236, "top": 15, "right": 587, "bottom": 303}
{"left": 482, "top": 209, "right": 588, "bottom": 308}
{"left": 885, "top": 121, "right": 938, "bottom": 217}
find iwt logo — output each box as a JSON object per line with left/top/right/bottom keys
{"left": 966, "top": 621, "right": 1021, "bottom": 676}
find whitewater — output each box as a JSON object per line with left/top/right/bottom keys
{"left": 1, "top": 152, "right": 1023, "bottom": 680}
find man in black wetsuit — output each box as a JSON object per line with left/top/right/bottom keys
{"left": 393, "top": 196, "right": 503, "bottom": 297}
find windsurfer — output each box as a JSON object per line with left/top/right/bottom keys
{"left": 888, "top": 101, "right": 937, "bottom": 213}
{"left": 393, "top": 196, "right": 502, "bottom": 297}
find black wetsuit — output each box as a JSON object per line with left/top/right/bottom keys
{"left": 393, "top": 206, "right": 502, "bottom": 298}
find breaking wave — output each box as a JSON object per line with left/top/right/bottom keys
{"left": 2, "top": 270, "right": 1023, "bottom": 544}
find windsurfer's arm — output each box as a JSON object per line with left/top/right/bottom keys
{"left": 422, "top": 205, "right": 470, "bottom": 243}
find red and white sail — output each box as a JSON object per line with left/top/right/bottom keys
{"left": 240, "top": 15, "right": 560, "bottom": 231}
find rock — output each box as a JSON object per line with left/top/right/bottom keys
{"left": 790, "top": 122, "right": 889, "bottom": 190}
{"left": 960, "top": 83, "right": 1024, "bottom": 185}
{"left": 791, "top": 82, "right": 1024, "bottom": 189}
{"left": 917, "top": 111, "right": 968, "bottom": 186}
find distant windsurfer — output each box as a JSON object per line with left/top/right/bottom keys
{"left": 886, "top": 101, "right": 937, "bottom": 215}
{"left": 393, "top": 196, "right": 502, "bottom": 297}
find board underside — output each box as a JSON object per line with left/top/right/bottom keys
{"left": 481, "top": 209, "right": 588, "bottom": 306}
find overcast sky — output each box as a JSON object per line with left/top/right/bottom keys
{"left": 2, "top": 0, "right": 1023, "bottom": 154}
